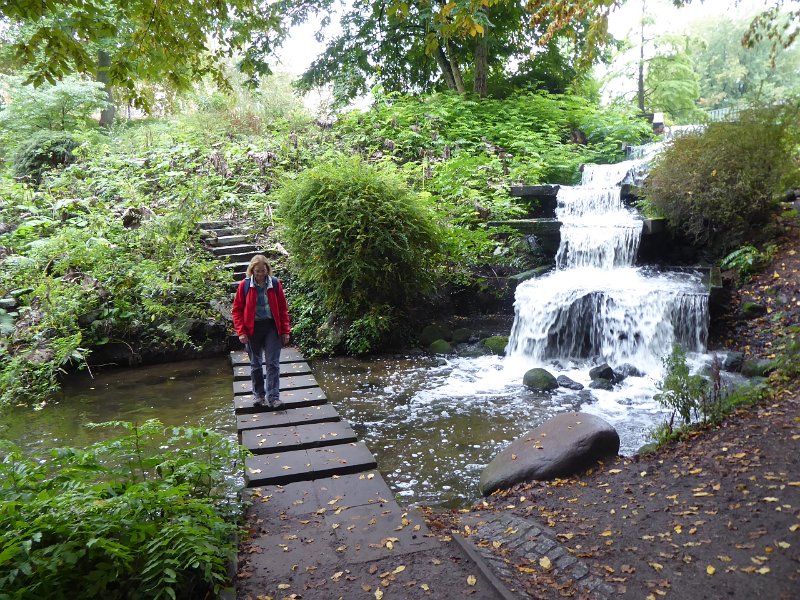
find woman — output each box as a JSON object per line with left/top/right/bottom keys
{"left": 231, "top": 255, "right": 291, "bottom": 408}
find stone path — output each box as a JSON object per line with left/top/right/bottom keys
{"left": 201, "top": 220, "right": 515, "bottom": 599}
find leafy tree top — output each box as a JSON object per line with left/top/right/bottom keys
{"left": 0, "top": 0, "right": 329, "bottom": 107}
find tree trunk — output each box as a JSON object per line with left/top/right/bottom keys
{"left": 474, "top": 36, "right": 488, "bottom": 97}
{"left": 445, "top": 40, "right": 466, "bottom": 94}
{"left": 435, "top": 45, "right": 458, "bottom": 91}
{"left": 97, "top": 49, "right": 116, "bottom": 127}
{"left": 637, "top": 4, "right": 645, "bottom": 111}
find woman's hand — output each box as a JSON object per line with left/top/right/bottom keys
{"left": 281, "top": 334, "right": 290, "bottom": 347}
{"left": 239, "top": 333, "right": 248, "bottom": 344}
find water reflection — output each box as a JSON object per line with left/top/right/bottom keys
{"left": 0, "top": 357, "right": 236, "bottom": 455}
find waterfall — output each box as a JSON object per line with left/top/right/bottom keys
{"left": 507, "top": 148, "right": 709, "bottom": 373}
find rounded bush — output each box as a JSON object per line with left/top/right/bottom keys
{"left": 277, "top": 154, "right": 442, "bottom": 320}
{"left": 12, "top": 130, "right": 79, "bottom": 183}
{"left": 644, "top": 105, "right": 798, "bottom": 257}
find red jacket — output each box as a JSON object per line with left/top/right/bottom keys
{"left": 231, "top": 276, "right": 291, "bottom": 338}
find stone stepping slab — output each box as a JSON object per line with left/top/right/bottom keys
{"left": 244, "top": 442, "right": 377, "bottom": 486}
{"left": 233, "top": 361, "right": 313, "bottom": 380}
{"left": 237, "top": 403, "right": 340, "bottom": 431}
{"left": 247, "top": 470, "right": 395, "bottom": 519}
{"left": 223, "top": 260, "right": 250, "bottom": 274}
{"left": 234, "top": 387, "right": 328, "bottom": 414}
{"left": 197, "top": 220, "right": 231, "bottom": 229}
{"left": 230, "top": 348, "right": 305, "bottom": 365}
{"left": 233, "top": 373, "right": 318, "bottom": 396}
{"left": 214, "top": 251, "right": 262, "bottom": 264}
{"left": 207, "top": 234, "right": 248, "bottom": 246}
{"left": 240, "top": 421, "right": 357, "bottom": 454}
{"left": 210, "top": 243, "right": 258, "bottom": 256}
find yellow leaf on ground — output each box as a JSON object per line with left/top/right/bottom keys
{"left": 392, "top": 565, "right": 406, "bottom": 574}
{"left": 707, "top": 565, "right": 716, "bottom": 575}
{"left": 600, "top": 530, "right": 613, "bottom": 537}
{"left": 757, "top": 567, "right": 771, "bottom": 574}
{"left": 467, "top": 575, "right": 477, "bottom": 586}
{"left": 420, "top": 583, "right": 430, "bottom": 591}
{"left": 375, "top": 590, "right": 384, "bottom": 600}
{"left": 649, "top": 562, "right": 664, "bottom": 572}
{"left": 540, "top": 556, "right": 552, "bottom": 569}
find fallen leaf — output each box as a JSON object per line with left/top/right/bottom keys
{"left": 393, "top": 565, "right": 406, "bottom": 574}
{"left": 467, "top": 575, "right": 477, "bottom": 586}
{"left": 375, "top": 590, "right": 384, "bottom": 600}
{"left": 706, "top": 565, "right": 716, "bottom": 575}
{"left": 540, "top": 556, "right": 552, "bottom": 569}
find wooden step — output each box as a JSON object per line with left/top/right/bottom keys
{"left": 207, "top": 234, "right": 249, "bottom": 246}
{"left": 233, "top": 362, "right": 313, "bottom": 381}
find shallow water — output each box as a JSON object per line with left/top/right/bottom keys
{"left": 0, "top": 357, "right": 236, "bottom": 455}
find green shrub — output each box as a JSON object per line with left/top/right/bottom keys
{"left": 12, "top": 130, "right": 79, "bottom": 183}
{"left": 655, "top": 344, "right": 710, "bottom": 433}
{"left": 277, "top": 154, "right": 443, "bottom": 354}
{"left": 0, "top": 419, "right": 245, "bottom": 599}
{"left": 644, "top": 104, "right": 800, "bottom": 257}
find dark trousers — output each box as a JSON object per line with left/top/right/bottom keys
{"left": 246, "top": 319, "right": 281, "bottom": 400}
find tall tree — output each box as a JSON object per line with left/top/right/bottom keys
{"left": 297, "top": 0, "right": 615, "bottom": 104}
{"left": 0, "top": 0, "right": 328, "bottom": 109}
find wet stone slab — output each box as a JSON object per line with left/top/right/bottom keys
{"left": 232, "top": 362, "right": 313, "bottom": 380}
{"left": 240, "top": 421, "right": 357, "bottom": 454}
{"left": 322, "top": 503, "right": 440, "bottom": 563}
{"left": 237, "top": 403, "right": 340, "bottom": 432}
{"left": 233, "top": 387, "right": 328, "bottom": 414}
{"left": 233, "top": 373, "right": 318, "bottom": 395}
{"left": 240, "top": 426, "right": 302, "bottom": 453}
{"left": 307, "top": 442, "right": 377, "bottom": 478}
{"left": 230, "top": 348, "right": 305, "bottom": 366}
{"left": 249, "top": 481, "right": 322, "bottom": 518}
{"left": 244, "top": 442, "right": 376, "bottom": 486}
{"left": 313, "top": 470, "right": 395, "bottom": 509}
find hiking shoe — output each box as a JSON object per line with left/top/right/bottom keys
{"left": 253, "top": 394, "right": 267, "bottom": 407}
{"left": 268, "top": 397, "right": 284, "bottom": 410}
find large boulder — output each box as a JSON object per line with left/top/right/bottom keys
{"left": 479, "top": 412, "right": 620, "bottom": 496}
{"left": 523, "top": 368, "right": 558, "bottom": 392}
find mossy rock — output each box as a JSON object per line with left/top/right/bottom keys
{"left": 451, "top": 328, "right": 471, "bottom": 344}
{"left": 482, "top": 335, "right": 509, "bottom": 355}
{"left": 740, "top": 302, "right": 766, "bottom": 319}
{"left": 741, "top": 358, "right": 778, "bottom": 378}
{"left": 429, "top": 339, "right": 452, "bottom": 354}
{"left": 419, "top": 323, "right": 452, "bottom": 347}
{"left": 523, "top": 368, "right": 558, "bottom": 392}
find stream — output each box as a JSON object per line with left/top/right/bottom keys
{"left": 1, "top": 138, "right": 718, "bottom": 508}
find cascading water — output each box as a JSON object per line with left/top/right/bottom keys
{"left": 407, "top": 140, "right": 712, "bottom": 459}
{"left": 508, "top": 150, "right": 709, "bottom": 374}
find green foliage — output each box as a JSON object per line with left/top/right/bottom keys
{"left": 655, "top": 344, "right": 710, "bottom": 433}
{"left": 0, "top": 75, "right": 109, "bottom": 155}
{"left": 688, "top": 14, "right": 800, "bottom": 110}
{"left": 11, "top": 130, "right": 80, "bottom": 183}
{"left": 0, "top": 0, "right": 321, "bottom": 109}
{"left": 277, "top": 154, "right": 442, "bottom": 354}
{"left": 644, "top": 103, "right": 800, "bottom": 257}
{"left": 644, "top": 36, "right": 704, "bottom": 124}
{"left": 720, "top": 244, "right": 777, "bottom": 278}
{"left": 0, "top": 419, "right": 245, "bottom": 599}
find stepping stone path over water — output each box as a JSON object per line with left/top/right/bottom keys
{"left": 200, "top": 220, "right": 513, "bottom": 599}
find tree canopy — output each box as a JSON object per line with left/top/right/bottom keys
{"left": 0, "top": 0, "right": 327, "bottom": 107}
